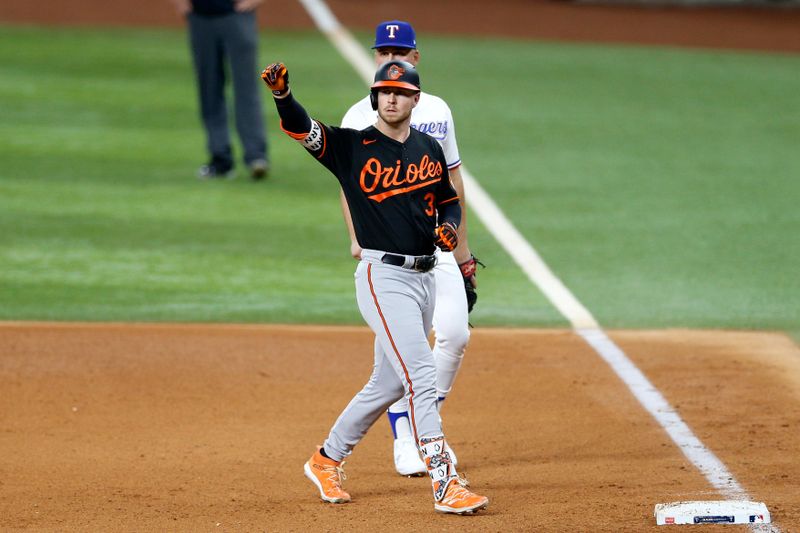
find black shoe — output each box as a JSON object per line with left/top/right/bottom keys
{"left": 248, "top": 159, "right": 270, "bottom": 181}
{"left": 198, "top": 159, "right": 234, "bottom": 180}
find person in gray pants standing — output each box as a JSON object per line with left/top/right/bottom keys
{"left": 172, "top": 0, "right": 270, "bottom": 180}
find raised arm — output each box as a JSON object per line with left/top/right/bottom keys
{"left": 261, "top": 62, "right": 332, "bottom": 161}
{"left": 261, "top": 63, "right": 311, "bottom": 136}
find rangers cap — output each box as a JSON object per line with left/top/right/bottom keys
{"left": 372, "top": 20, "right": 417, "bottom": 49}
{"left": 371, "top": 60, "right": 421, "bottom": 92}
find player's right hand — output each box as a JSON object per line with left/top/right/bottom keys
{"left": 350, "top": 241, "right": 363, "bottom": 260}
{"left": 261, "top": 63, "right": 289, "bottom": 97}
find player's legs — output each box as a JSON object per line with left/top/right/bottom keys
{"left": 418, "top": 279, "right": 488, "bottom": 515}
{"left": 367, "top": 257, "right": 435, "bottom": 476}
{"left": 322, "top": 336, "right": 405, "bottom": 462}
{"left": 223, "top": 11, "right": 268, "bottom": 166}
{"left": 320, "top": 260, "right": 440, "bottom": 460}
{"left": 431, "top": 251, "right": 470, "bottom": 402}
{"left": 305, "top": 336, "right": 402, "bottom": 504}
{"left": 187, "top": 14, "right": 232, "bottom": 169}
{"left": 384, "top": 295, "right": 426, "bottom": 475}
{"left": 386, "top": 252, "right": 468, "bottom": 472}
{"left": 356, "top": 261, "right": 441, "bottom": 441}
{"left": 307, "top": 258, "right": 487, "bottom": 513}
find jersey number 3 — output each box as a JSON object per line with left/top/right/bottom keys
{"left": 424, "top": 193, "right": 435, "bottom": 217}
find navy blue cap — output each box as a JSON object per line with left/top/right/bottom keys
{"left": 372, "top": 20, "right": 417, "bottom": 49}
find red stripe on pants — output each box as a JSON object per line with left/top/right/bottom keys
{"left": 366, "top": 263, "right": 418, "bottom": 442}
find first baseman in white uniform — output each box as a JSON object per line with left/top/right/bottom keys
{"left": 262, "top": 58, "right": 488, "bottom": 514}
{"left": 340, "top": 20, "right": 479, "bottom": 476}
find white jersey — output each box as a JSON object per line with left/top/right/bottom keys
{"left": 341, "top": 92, "right": 461, "bottom": 170}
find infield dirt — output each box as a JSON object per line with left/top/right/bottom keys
{"left": 1, "top": 323, "right": 799, "bottom": 531}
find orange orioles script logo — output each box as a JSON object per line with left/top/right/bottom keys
{"left": 359, "top": 155, "right": 443, "bottom": 203}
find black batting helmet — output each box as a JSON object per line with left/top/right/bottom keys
{"left": 370, "top": 60, "right": 421, "bottom": 110}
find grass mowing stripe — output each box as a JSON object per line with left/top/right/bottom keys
{"left": 0, "top": 25, "right": 796, "bottom": 334}
{"left": 427, "top": 38, "right": 800, "bottom": 332}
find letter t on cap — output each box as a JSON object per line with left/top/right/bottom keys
{"left": 372, "top": 20, "right": 417, "bottom": 49}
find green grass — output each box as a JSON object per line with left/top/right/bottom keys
{"left": 1, "top": 25, "right": 798, "bottom": 336}
{"left": 419, "top": 36, "right": 800, "bottom": 334}
{"left": 0, "top": 25, "right": 557, "bottom": 326}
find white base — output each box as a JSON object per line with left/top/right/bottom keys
{"left": 654, "top": 500, "right": 770, "bottom": 525}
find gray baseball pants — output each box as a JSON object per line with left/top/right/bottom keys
{"left": 187, "top": 11, "right": 267, "bottom": 165}
{"left": 322, "top": 249, "right": 444, "bottom": 462}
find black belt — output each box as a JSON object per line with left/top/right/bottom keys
{"left": 381, "top": 253, "right": 437, "bottom": 273}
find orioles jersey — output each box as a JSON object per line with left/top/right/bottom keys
{"left": 274, "top": 92, "right": 460, "bottom": 255}
{"left": 287, "top": 117, "right": 458, "bottom": 256}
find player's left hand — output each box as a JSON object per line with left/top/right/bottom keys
{"left": 459, "top": 254, "right": 481, "bottom": 313}
{"left": 464, "top": 277, "right": 477, "bottom": 313}
{"left": 433, "top": 222, "right": 458, "bottom": 252}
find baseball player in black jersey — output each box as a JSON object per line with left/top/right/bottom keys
{"left": 262, "top": 60, "right": 488, "bottom": 514}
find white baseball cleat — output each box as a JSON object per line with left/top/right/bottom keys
{"left": 394, "top": 435, "right": 427, "bottom": 476}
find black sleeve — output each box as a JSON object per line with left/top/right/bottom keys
{"left": 434, "top": 143, "right": 461, "bottom": 228}
{"left": 438, "top": 196, "right": 461, "bottom": 229}
{"left": 272, "top": 92, "right": 352, "bottom": 177}
{"left": 273, "top": 92, "right": 313, "bottom": 138}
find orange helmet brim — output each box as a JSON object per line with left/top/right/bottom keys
{"left": 370, "top": 80, "right": 420, "bottom": 92}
